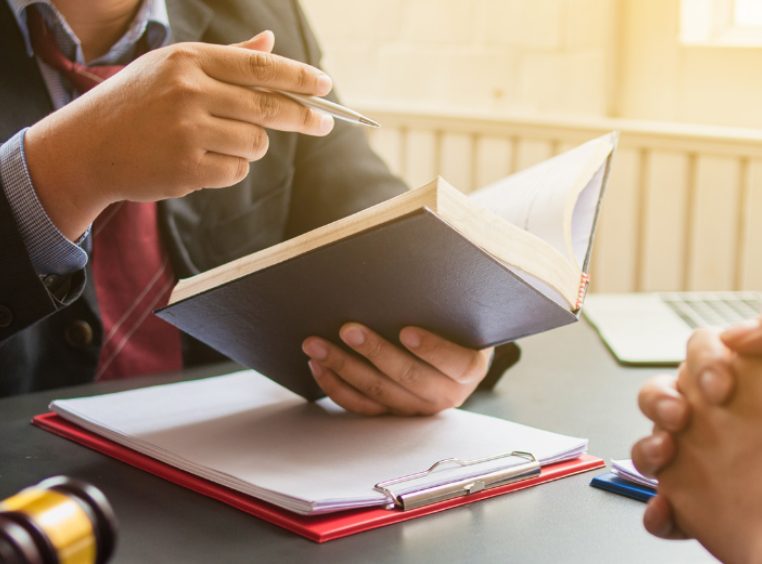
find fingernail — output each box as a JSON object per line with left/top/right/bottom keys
{"left": 308, "top": 360, "right": 323, "bottom": 378}
{"left": 316, "top": 73, "right": 332, "bottom": 95}
{"left": 699, "top": 369, "right": 726, "bottom": 403}
{"left": 302, "top": 340, "right": 328, "bottom": 360}
{"left": 642, "top": 434, "right": 665, "bottom": 464}
{"left": 721, "top": 318, "right": 760, "bottom": 341}
{"left": 655, "top": 399, "right": 684, "bottom": 430}
{"left": 342, "top": 326, "right": 365, "bottom": 347}
{"left": 316, "top": 111, "right": 334, "bottom": 135}
{"left": 400, "top": 329, "right": 421, "bottom": 349}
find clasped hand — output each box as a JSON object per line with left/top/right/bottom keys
{"left": 632, "top": 317, "right": 762, "bottom": 563}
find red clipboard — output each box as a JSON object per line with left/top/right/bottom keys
{"left": 32, "top": 412, "right": 604, "bottom": 543}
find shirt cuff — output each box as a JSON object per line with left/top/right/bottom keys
{"left": 0, "top": 128, "right": 89, "bottom": 275}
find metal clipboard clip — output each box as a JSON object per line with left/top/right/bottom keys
{"left": 374, "top": 451, "right": 540, "bottom": 511}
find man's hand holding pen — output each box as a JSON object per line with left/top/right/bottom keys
{"left": 24, "top": 30, "right": 335, "bottom": 242}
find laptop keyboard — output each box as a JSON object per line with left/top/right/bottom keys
{"left": 661, "top": 292, "right": 762, "bottom": 330}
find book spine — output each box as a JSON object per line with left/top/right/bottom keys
{"left": 575, "top": 273, "right": 590, "bottom": 311}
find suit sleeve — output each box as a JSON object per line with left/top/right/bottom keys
{"left": 0, "top": 133, "right": 86, "bottom": 344}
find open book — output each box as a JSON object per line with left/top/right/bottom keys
{"left": 157, "top": 133, "right": 617, "bottom": 398}
{"left": 48, "top": 371, "right": 590, "bottom": 516}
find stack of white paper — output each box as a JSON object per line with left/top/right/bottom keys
{"left": 611, "top": 459, "right": 658, "bottom": 488}
{"left": 52, "top": 371, "right": 588, "bottom": 515}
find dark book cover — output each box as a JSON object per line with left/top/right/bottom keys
{"left": 157, "top": 209, "right": 577, "bottom": 399}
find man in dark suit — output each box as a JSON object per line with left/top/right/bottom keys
{"left": 0, "top": 0, "right": 519, "bottom": 411}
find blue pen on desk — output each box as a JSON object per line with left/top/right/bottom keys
{"left": 275, "top": 90, "right": 380, "bottom": 128}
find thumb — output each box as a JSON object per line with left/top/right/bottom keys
{"left": 234, "top": 29, "right": 275, "bottom": 53}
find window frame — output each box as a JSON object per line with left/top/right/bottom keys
{"left": 680, "top": 0, "right": 762, "bottom": 47}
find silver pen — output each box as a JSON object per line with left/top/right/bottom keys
{"left": 276, "top": 90, "right": 380, "bottom": 128}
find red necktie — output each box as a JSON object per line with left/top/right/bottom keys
{"left": 28, "top": 6, "right": 183, "bottom": 380}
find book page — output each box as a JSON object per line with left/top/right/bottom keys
{"left": 571, "top": 162, "right": 607, "bottom": 267}
{"left": 468, "top": 133, "right": 615, "bottom": 267}
{"left": 51, "top": 371, "right": 588, "bottom": 515}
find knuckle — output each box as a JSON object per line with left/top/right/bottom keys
{"left": 174, "top": 152, "right": 204, "bottom": 193}
{"left": 164, "top": 44, "right": 197, "bottom": 66}
{"left": 163, "top": 76, "right": 203, "bottom": 111}
{"left": 398, "top": 361, "right": 420, "bottom": 387}
{"left": 255, "top": 93, "right": 280, "bottom": 121}
{"left": 167, "top": 74, "right": 200, "bottom": 101}
{"left": 364, "top": 380, "right": 385, "bottom": 401}
{"left": 365, "top": 338, "right": 385, "bottom": 361}
{"left": 294, "top": 66, "right": 310, "bottom": 90}
{"left": 247, "top": 52, "right": 277, "bottom": 83}
{"left": 328, "top": 351, "right": 347, "bottom": 374}
{"left": 301, "top": 107, "right": 316, "bottom": 131}
{"left": 176, "top": 118, "right": 201, "bottom": 141}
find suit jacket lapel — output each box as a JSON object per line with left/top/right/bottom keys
{"left": 159, "top": 0, "right": 216, "bottom": 278}
{"left": 166, "top": 0, "right": 214, "bottom": 44}
{"left": 0, "top": 1, "right": 53, "bottom": 143}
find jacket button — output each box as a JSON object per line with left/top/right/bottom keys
{"left": 0, "top": 305, "right": 12, "bottom": 328}
{"left": 64, "top": 320, "right": 94, "bottom": 348}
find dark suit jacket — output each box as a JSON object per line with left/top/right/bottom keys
{"left": 0, "top": 0, "right": 519, "bottom": 397}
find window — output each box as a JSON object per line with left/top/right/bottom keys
{"left": 681, "top": 0, "right": 762, "bottom": 45}
{"left": 735, "top": 0, "right": 762, "bottom": 26}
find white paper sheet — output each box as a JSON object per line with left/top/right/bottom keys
{"left": 468, "top": 133, "right": 615, "bottom": 266}
{"left": 52, "top": 370, "right": 588, "bottom": 515}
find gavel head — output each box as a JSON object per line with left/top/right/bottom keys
{"left": 0, "top": 476, "right": 117, "bottom": 564}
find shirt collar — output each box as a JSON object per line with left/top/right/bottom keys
{"left": 5, "top": 0, "right": 171, "bottom": 61}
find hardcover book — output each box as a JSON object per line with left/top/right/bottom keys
{"left": 157, "top": 133, "right": 617, "bottom": 398}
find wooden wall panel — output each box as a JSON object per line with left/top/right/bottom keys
{"left": 403, "top": 129, "right": 438, "bottom": 189}
{"left": 639, "top": 151, "right": 690, "bottom": 291}
{"left": 687, "top": 156, "right": 741, "bottom": 290}
{"left": 367, "top": 128, "right": 403, "bottom": 177}
{"left": 474, "top": 136, "right": 513, "bottom": 189}
{"left": 363, "top": 108, "right": 762, "bottom": 293}
{"left": 739, "top": 159, "right": 762, "bottom": 290}
{"left": 439, "top": 133, "right": 474, "bottom": 191}
{"left": 589, "top": 148, "right": 642, "bottom": 292}
{"left": 514, "top": 139, "right": 554, "bottom": 172}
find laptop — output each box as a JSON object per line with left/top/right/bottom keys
{"left": 583, "top": 291, "right": 762, "bottom": 365}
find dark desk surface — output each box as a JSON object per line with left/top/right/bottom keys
{"left": 0, "top": 321, "right": 714, "bottom": 563}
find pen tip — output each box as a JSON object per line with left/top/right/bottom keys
{"left": 360, "top": 117, "right": 381, "bottom": 128}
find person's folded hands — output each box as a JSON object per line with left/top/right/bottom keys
{"left": 632, "top": 318, "right": 761, "bottom": 545}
